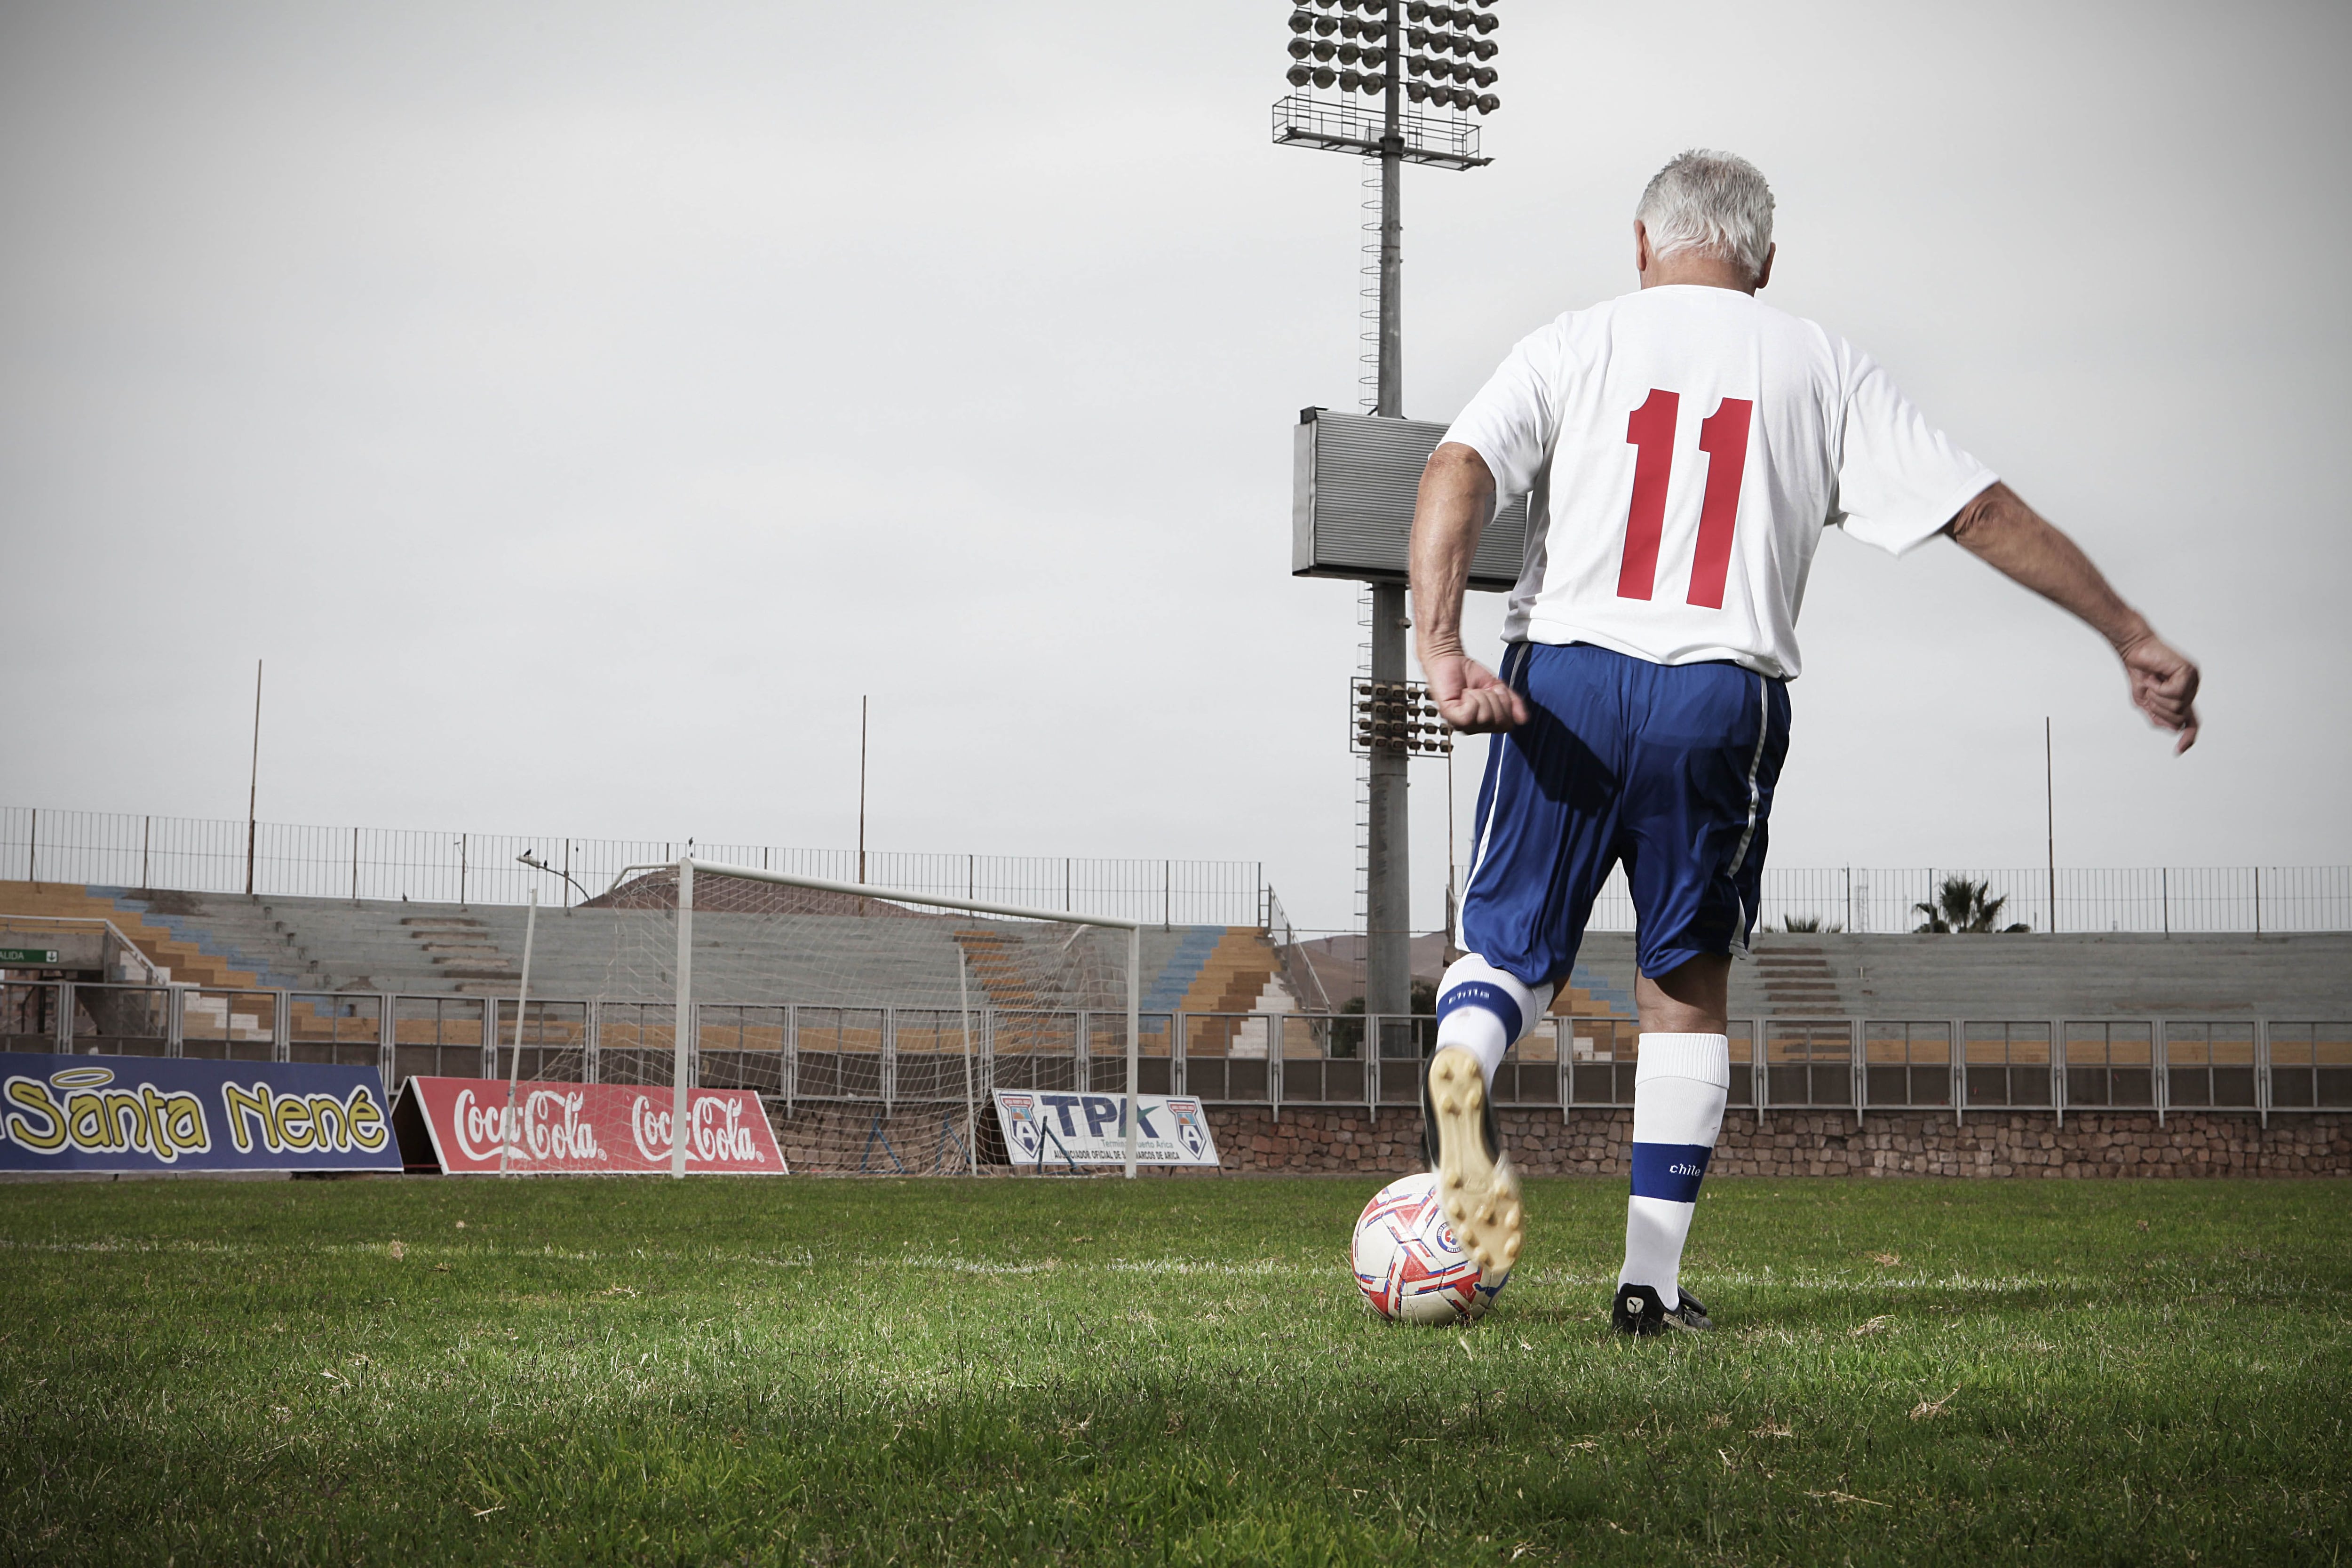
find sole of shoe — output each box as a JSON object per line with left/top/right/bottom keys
{"left": 1427, "top": 1046, "right": 1522, "bottom": 1280}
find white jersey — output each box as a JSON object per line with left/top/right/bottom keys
{"left": 1443, "top": 284, "right": 1995, "bottom": 680}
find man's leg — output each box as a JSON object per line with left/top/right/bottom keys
{"left": 1611, "top": 655, "right": 1787, "bottom": 1335}
{"left": 1426, "top": 956, "right": 1554, "bottom": 1276}
{"left": 1616, "top": 956, "right": 1730, "bottom": 1332}
{"left": 1432, "top": 643, "right": 1621, "bottom": 1282}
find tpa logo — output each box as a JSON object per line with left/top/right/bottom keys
{"left": 997, "top": 1094, "right": 1041, "bottom": 1162}
{"left": 1169, "top": 1098, "right": 1208, "bottom": 1160}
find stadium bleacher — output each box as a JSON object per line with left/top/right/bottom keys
{"left": 4, "top": 880, "right": 2347, "bottom": 1023}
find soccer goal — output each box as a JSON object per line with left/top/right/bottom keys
{"left": 589, "top": 858, "right": 1143, "bottom": 1177}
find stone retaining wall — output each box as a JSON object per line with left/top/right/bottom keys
{"left": 1207, "top": 1106, "right": 2352, "bottom": 1178}
{"left": 761, "top": 1101, "right": 2351, "bottom": 1178}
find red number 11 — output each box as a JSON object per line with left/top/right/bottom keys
{"left": 1614, "top": 389, "right": 1754, "bottom": 609}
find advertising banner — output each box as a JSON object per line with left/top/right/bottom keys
{"left": 393, "top": 1077, "right": 787, "bottom": 1175}
{"left": 0, "top": 1051, "right": 400, "bottom": 1173}
{"left": 992, "top": 1090, "right": 1220, "bottom": 1168}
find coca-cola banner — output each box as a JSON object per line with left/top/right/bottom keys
{"left": 392, "top": 1077, "right": 787, "bottom": 1176}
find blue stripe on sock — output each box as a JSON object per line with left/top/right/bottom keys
{"left": 1436, "top": 982, "right": 1521, "bottom": 1045}
{"left": 1630, "top": 1142, "right": 1713, "bottom": 1203}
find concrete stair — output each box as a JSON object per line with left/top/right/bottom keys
{"left": 0, "top": 882, "right": 270, "bottom": 991}
{"left": 13, "top": 885, "right": 2344, "bottom": 1027}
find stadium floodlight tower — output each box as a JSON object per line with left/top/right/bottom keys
{"left": 1274, "top": 0, "right": 1508, "bottom": 1044}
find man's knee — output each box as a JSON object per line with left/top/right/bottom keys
{"left": 1634, "top": 953, "right": 1730, "bottom": 1035}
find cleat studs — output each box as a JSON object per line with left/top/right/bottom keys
{"left": 1466, "top": 1084, "right": 1484, "bottom": 1109}
{"left": 1503, "top": 1236, "right": 1521, "bottom": 1261}
{"left": 1438, "top": 1095, "right": 1459, "bottom": 1115}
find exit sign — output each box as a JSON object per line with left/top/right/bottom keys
{"left": 0, "top": 948, "right": 61, "bottom": 965}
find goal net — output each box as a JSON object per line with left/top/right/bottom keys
{"left": 585, "top": 860, "right": 1141, "bottom": 1175}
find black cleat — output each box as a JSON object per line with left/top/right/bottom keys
{"left": 1611, "top": 1283, "right": 1713, "bottom": 1337}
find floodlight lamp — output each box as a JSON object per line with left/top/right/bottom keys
{"left": 1405, "top": 25, "right": 1428, "bottom": 46}
{"left": 1476, "top": 91, "right": 1500, "bottom": 113}
{"left": 1313, "top": 39, "right": 1337, "bottom": 59}
{"left": 1338, "top": 43, "right": 1360, "bottom": 64}
{"left": 1313, "top": 64, "right": 1337, "bottom": 86}
{"left": 1406, "top": 80, "right": 1430, "bottom": 101}
{"left": 1312, "top": 0, "right": 1339, "bottom": 8}
{"left": 1315, "top": 15, "right": 1339, "bottom": 34}
{"left": 1288, "top": 36, "right": 1312, "bottom": 58}
{"left": 1406, "top": 53, "right": 1430, "bottom": 74}
{"left": 1361, "top": 45, "right": 1387, "bottom": 66}
{"left": 1472, "top": 36, "right": 1498, "bottom": 57}
{"left": 1405, "top": 1, "right": 1431, "bottom": 19}
{"left": 1359, "top": 71, "right": 1388, "bottom": 94}
{"left": 1287, "top": 63, "right": 1314, "bottom": 85}
{"left": 1470, "top": 10, "right": 1499, "bottom": 31}
{"left": 1473, "top": 64, "right": 1498, "bottom": 86}
{"left": 1339, "top": 67, "right": 1361, "bottom": 91}
{"left": 1288, "top": 9, "right": 1315, "bottom": 33}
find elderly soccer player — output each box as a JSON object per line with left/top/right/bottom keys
{"left": 1409, "top": 149, "right": 2201, "bottom": 1334}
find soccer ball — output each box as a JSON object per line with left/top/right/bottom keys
{"left": 1351, "top": 1171, "right": 1507, "bottom": 1324}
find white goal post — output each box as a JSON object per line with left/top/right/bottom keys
{"left": 660, "top": 855, "right": 1144, "bottom": 1178}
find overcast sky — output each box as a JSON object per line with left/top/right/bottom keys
{"left": 2, "top": 0, "right": 2346, "bottom": 934}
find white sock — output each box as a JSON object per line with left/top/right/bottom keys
{"left": 1433, "top": 955, "right": 1553, "bottom": 1082}
{"left": 1618, "top": 1033, "right": 1730, "bottom": 1311}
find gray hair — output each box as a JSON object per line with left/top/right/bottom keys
{"left": 1635, "top": 150, "right": 1775, "bottom": 280}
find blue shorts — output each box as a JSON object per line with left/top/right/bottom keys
{"left": 1458, "top": 642, "right": 1790, "bottom": 986}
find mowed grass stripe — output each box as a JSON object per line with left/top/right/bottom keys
{"left": 0, "top": 1176, "right": 2344, "bottom": 1566}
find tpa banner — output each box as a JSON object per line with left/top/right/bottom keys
{"left": 992, "top": 1091, "right": 1220, "bottom": 1168}
{"left": 0, "top": 1051, "right": 400, "bottom": 1173}
{"left": 393, "top": 1077, "right": 787, "bottom": 1175}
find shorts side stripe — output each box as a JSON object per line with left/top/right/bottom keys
{"left": 1726, "top": 673, "right": 1771, "bottom": 880}
{"left": 1724, "top": 675, "right": 1772, "bottom": 949}
{"left": 1459, "top": 643, "right": 1527, "bottom": 915}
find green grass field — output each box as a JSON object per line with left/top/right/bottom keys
{"left": 1, "top": 1174, "right": 2344, "bottom": 1566}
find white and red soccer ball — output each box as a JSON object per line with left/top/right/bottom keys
{"left": 1351, "top": 1171, "right": 1508, "bottom": 1324}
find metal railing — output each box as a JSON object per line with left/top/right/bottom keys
{"left": 1605, "top": 864, "right": 2352, "bottom": 936}
{"left": 13, "top": 807, "right": 2347, "bottom": 935}
{"left": 0, "top": 805, "right": 1267, "bottom": 926}
{"left": 10, "top": 984, "right": 2344, "bottom": 1130}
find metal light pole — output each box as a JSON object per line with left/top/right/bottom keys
{"left": 1274, "top": 0, "right": 1503, "bottom": 1043}
{"left": 1364, "top": 0, "right": 1411, "bottom": 1038}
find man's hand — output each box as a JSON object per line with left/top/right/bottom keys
{"left": 2118, "top": 632, "right": 2201, "bottom": 753}
{"left": 1423, "top": 647, "right": 1528, "bottom": 734}
{"left": 1947, "top": 484, "right": 2205, "bottom": 756}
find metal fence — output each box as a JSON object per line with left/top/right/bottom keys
{"left": 9, "top": 982, "right": 2344, "bottom": 1130}
{"left": 0, "top": 806, "right": 1268, "bottom": 927}
{"left": 10, "top": 806, "right": 2342, "bottom": 935}
{"left": 1581, "top": 863, "right": 2352, "bottom": 935}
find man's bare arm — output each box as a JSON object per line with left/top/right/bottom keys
{"left": 1409, "top": 442, "right": 1528, "bottom": 732}
{"left": 1945, "top": 482, "right": 2202, "bottom": 752}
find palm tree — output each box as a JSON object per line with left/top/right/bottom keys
{"left": 1914, "top": 875, "right": 2031, "bottom": 933}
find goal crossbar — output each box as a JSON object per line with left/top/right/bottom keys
{"left": 655, "top": 857, "right": 1146, "bottom": 1178}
